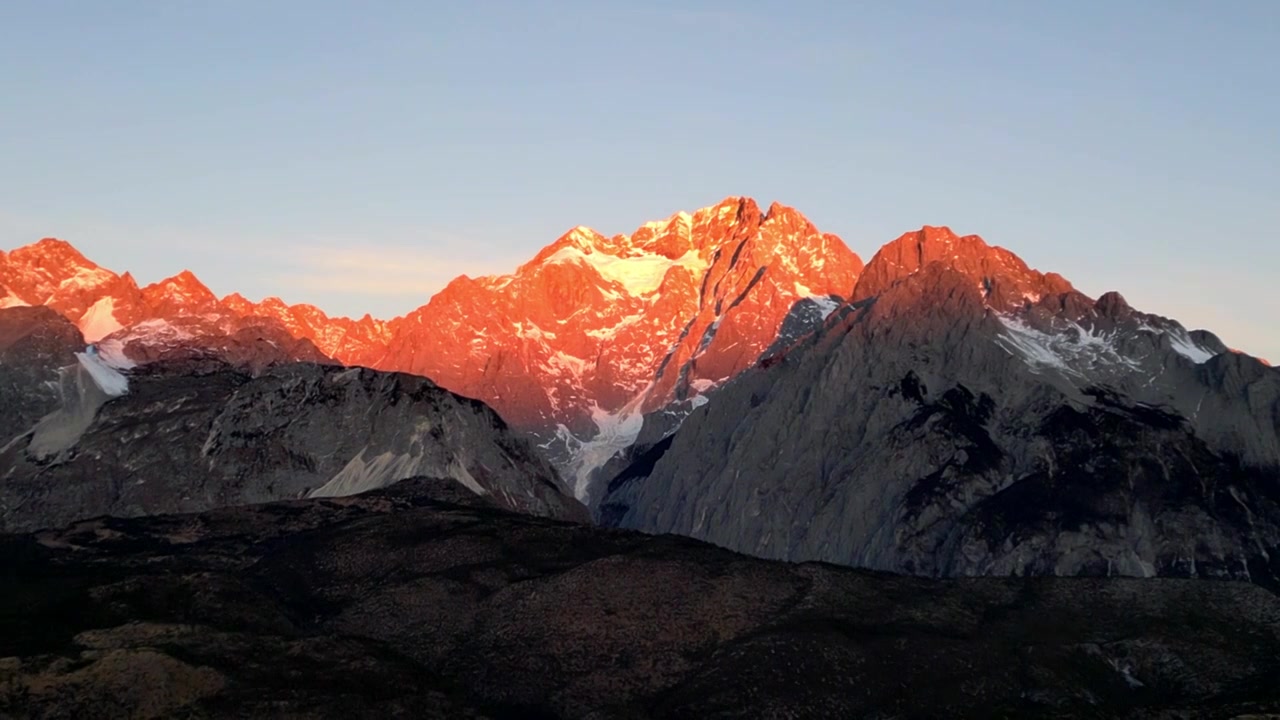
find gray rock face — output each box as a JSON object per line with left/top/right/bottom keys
{"left": 0, "top": 361, "right": 586, "bottom": 532}
{"left": 601, "top": 260, "right": 1280, "bottom": 588}
{"left": 2, "top": 481, "right": 1278, "bottom": 718}
{"left": 586, "top": 295, "right": 850, "bottom": 501}
{"left": 24, "top": 358, "right": 118, "bottom": 462}
{"left": 0, "top": 308, "right": 84, "bottom": 446}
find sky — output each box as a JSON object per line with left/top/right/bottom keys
{"left": 1, "top": 1, "right": 1276, "bottom": 359}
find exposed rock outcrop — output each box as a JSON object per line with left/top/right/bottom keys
{"left": 602, "top": 229, "right": 1280, "bottom": 588}
{"left": 0, "top": 307, "right": 84, "bottom": 446}
{"left": 0, "top": 362, "right": 585, "bottom": 532}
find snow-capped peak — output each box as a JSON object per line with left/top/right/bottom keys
{"left": 544, "top": 244, "right": 708, "bottom": 296}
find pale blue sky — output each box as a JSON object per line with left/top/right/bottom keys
{"left": 1, "top": 1, "right": 1276, "bottom": 358}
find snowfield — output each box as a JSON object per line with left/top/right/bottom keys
{"left": 77, "top": 349, "right": 129, "bottom": 397}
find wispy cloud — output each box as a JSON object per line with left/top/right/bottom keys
{"left": 268, "top": 244, "right": 505, "bottom": 298}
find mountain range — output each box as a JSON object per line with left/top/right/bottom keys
{"left": 4, "top": 197, "right": 1280, "bottom": 716}
{"left": 2, "top": 198, "right": 866, "bottom": 501}
{"left": 600, "top": 226, "right": 1280, "bottom": 588}
{"left": 2, "top": 199, "right": 1276, "bottom": 579}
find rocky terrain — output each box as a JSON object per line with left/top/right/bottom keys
{"left": 3, "top": 199, "right": 862, "bottom": 500}
{"left": 0, "top": 241, "right": 334, "bottom": 372}
{"left": 0, "top": 307, "right": 84, "bottom": 445}
{"left": 602, "top": 227, "right": 1280, "bottom": 587}
{"left": 383, "top": 198, "right": 861, "bottom": 498}
{"left": 2, "top": 478, "right": 1278, "bottom": 719}
{"left": 0, "top": 313, "right": 585, "bottom": 531}
{"left": 6, "top": 217, "right": 1278, "bottom": 585}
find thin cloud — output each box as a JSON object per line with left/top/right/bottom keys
{"left": 264, "top": 243, "right": 519, "bottom": 302}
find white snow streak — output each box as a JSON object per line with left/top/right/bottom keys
{"left": 56, "top": 267, "right": 114, "bottom": 292}
{"left": 994, "top": 317, "right": 1073, "bottom": 373}
{"left": 809, "top": 296, "right": 841, "bottom": 320}
{"left": 76, "top": 349, "right": 129, "bottom": 397}
{"left": 562, "top": 402, "right": 646, "bottom": 501}
{"left": 585, "top": 313, "right": 644, "bottom": 340}
{"left": 994, "top": 316, "right": 1141, "bottom": 376}
{"left": 1169, "top": 331, "right": 1216, "bottom": 364}
{"left": 547, "top": 351, "right": 589, "bottom": 377}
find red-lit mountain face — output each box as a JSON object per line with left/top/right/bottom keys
{"left": 2, "top": 199, "right": 863, "bottom": 498}
{"left": 600, "top": 222, "right": 1280, "bottom": 587}
{"left": 0, "top": 239, "right": 332, "bottom": 370}
{"left": 221, "top": 293, "right": 392, "bottom": 367}
{"left": 374, "top": 197, "right": 863, "bottom": 496}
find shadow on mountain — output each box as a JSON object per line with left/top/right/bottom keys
{"left": 2, "top": 478, "right": 1279, "bottom": 718}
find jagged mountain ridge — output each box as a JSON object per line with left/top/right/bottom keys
{"left": 6, "top": 206, "right": 1269, "bottom": 508}
{"left": 2, "top": 198, "right": 864, "bottom": 501}
{"left": 382, "top": 197, "right": 862, "bottom": 499}
{"left": 0, "top": 308, "right": 586, "bottom": 532}
{"left": 0, "top": 238, "right": 384, "bottom": 366}
{"left": 600, "top": 226, "right": 1280, "bottom": 588}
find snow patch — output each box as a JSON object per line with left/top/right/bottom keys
{"left": 561, "top": 401, "right": 646, "bottom": 501}
{"left": 56, "top": 266, "right": 114, "bottom": 293}
{"left": 513, "top": 321, "right": 556, "bottom": 341}
{"left": 585, "top": 313, "right": 644, "bottom": 340}
{"left": 547, "top": 351, "right": 589, "bottom": 377}
{"left": 808, "top": 295, "right": 841, "bottom": 320}
{"left": 994, "top": 316, "right": 1141, "bottom": 377}
{"left": 78, "top": 296, "right": 124, "bottom": 343}
{"left": 1169, "top": 331, "right": 1216, "bottom": 364}
{"left": 76, "top": 349, "right": 129, "bottom": 397}
{"left": 994, "top": 317, "right": 1073, "bottom": 373}
{"left": 0, "top": 290, "right": 28, "bottom": 308}
{"left": 546, "top": 245, "right": 707, "bottom": 295}
{"left": 94, "top": 339, "right": 137, "bottom": 370}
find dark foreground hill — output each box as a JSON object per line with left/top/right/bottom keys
{"left": 2, "top": 478, "right": 1278, "bottom": 719}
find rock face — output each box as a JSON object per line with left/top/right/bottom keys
{"left": 0, "top": 361, "right": 585, "bottom": 532}
{"left": 378, "top": 197, "right": 862, "bottom": 500}
{"left": 0, "top": 308, "right": 85, "bottom": 446}
{"left": 221, "top": 292, "right": 393, "bottom": 367}
{"left": 602, "top": 226, "right": 1280, "bottom": 588}
{"left": 2, "top": 481, "right": 1278, "bottom": 718}
{"left": 3, "top": 199, "right": 862, "bottom": 501}
{"left": 0, "top": 239, "right": 335, "bottom": 371}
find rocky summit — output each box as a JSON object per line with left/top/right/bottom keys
{"left": 2, "top": 479, "right": 1279, "bottom": 719}
{"left": 601, "top": 226, "right": 1280, "bottom": 588}
{"left": 381, "top": 197, "right": 863, "bottom": 499}
{"left": 1, "top": 199, "right": 862, "bottom": 501}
